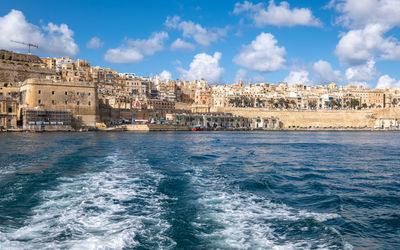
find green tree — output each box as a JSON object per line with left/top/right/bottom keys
{"left": 290, "top": 100, "right": 297, "bottom": 108}
{"left": 350, "top": 99, "right": 360, "bottom": 109}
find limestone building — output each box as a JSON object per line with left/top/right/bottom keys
{"left": 20, "top": 79, "right": 99, "bottom": 127}
{"left": 0, "top": 96, "right": 18, "bottom": 129}
{"left": 0, "top": 50, "right": 43, "bottom": 64}
{"left": 0, "top": 50, "right": 56, "bottom": 83}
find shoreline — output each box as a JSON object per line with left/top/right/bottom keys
{"left": 2, "top": 126, "right": 400, "bottom": 133}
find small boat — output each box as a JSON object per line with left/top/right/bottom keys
{"left": 191, "top": 125, "right": 204, "bottom": 131}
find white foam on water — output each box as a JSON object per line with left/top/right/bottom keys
{"left": 188, "top": 167, "right": 350, "bottom": 250}
{"left": 0, "top": 154, "right": 175, "bottom": 250}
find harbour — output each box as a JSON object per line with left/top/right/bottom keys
{"left": 1, "top": 131, "right": 399, "bottom": 249}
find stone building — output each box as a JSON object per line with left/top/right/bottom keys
{"left": 19, "top": 79, "right": 99, "bottom": 127}
{"left": 0, "top": 96, "right": 18, "bottom": 129}
{"left": 0, "top": 51, "right": 56, "bottom": 83}
{"left": 166, "top": 113, "right": 252, "bottom": 129}
{"left": 0, "top": 85, "right": 20, "bottom": 100}
{"left": 252, "top": 116, "right": 281, "bottom": 129}
{"left": 0, "top": 50, "right": 43, "bottom": 64}
{"left": 142, "top": 99, "right": 175, "bottom": 121}
{"left": 375, "top": 118, "right": 399, "bottom": 129}
{"left": 351, "top": 90, "right": 386, "bottom": 108}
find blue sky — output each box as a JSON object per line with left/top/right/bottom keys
{"left": 1, "top": 0, "right": 400, "bottom": 88}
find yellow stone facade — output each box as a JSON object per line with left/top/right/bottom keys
{"left": 20, "top": 79, "right": 99, "bottom": 127}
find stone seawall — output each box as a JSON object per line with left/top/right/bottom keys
{"left": 125, "top": 124, "right": 191, "bottom": 131}
{"left": 213, "top": 107, "right": 400, "bottom": 128}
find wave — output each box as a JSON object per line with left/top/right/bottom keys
{"left": 0, "top": 154, "right": 175, "bottom": 249}
{"left": 187, "top": 165, "right": 351, "bottom": 250}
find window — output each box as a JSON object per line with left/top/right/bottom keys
{"left": 38, "top": 100, "right": 41, "bottom": 104}
{"left": 88, "top": 92, "right": 91, "bottom": 96}
{"left": 65, "top": 91, "right": 68, "bottom": 95}
{"left": 77, "top": 101, "right": 80, "bottom": 105}
{"left": 77, "top": 92, "right": 80, "bottom": 96}
{"left": 8, "top": 107, "right": 12, "bottom": 113}
{"left": 65, "top": 100, "right": 68, "bottom": 104}
{"left": 52, "top": 100, "right": 55, "bottom": 105}
{"left": 88, "top": 101, "right": 91, "bottom": 106}
{"left": 38, "top": 90, "right": 41, "bottom": 94}
{"left": 52, "top": 91, "right": 55, "bottom": 95}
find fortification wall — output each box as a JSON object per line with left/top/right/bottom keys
{"left": 211, "top": 107, "right": 400, "bottom": 128}
{"left": 0, "top": 61, "right": 56, "bottom": 83}
{"left": 373, "top": 108, "right": 400, "bottom": 119}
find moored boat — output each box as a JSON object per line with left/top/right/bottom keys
{"left": 191, "top": 125, "right": 204, "bottom": 131}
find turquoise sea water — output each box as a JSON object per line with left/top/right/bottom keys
{"left": 0, "top": 131, "right": 399, "bottom": 249}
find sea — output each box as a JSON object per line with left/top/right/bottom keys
{"left": 0, "top": 131, "right": 399, "bottom": 249}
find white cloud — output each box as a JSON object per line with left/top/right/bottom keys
{"left": 335, "top": 23, "right": 400, "bottom": 65}
{"left": 178, "top": 52, "right": 224, "bottom": 83}
{"left": 284, "top": 70, "right": 312, "bottom": 85}
{"left": 165, "top": 15, "right": 180, "bottom": 29}
{"left": 104, "top": 31, "right": 168, "bottom": 64}
{"left": 160, "top": 70, "right": 172, "bottom": 80}
{"left": 103, "top": 47, "right": 143, "bottom": 64}
{"left": 345, "top": 59, "right": 377, "bottom": 85}
{"left": 0, "top": 9, "right": 78, "bottom": 56}
{"left": 335, "top": 0, "right": 400, "bottom": 28}
{"left": 170, "top": 38, "right": 195, "bottom": 51}
{"left": 376, "top": 74, "right": 400, "bottom": 89}
{"left": 233, "top": 0, "right": 321, "bottom": 27}
{"left": 234, "top": 69, "right": 247, "bottom": 82}
{"left": 86, "top": 37, "right": 103, "bottom": 49}
{"left": 233, "top": 32, "right": 286, "bottom": 72}
{"left": 313, "top": 60, "right": 343, "bottom": 82}
{"left": 324, "top": 0, "right": 337, "bottom": 9}
{"left": 165, "top": 16, "right": 227, "bottom": 46}
{"left": 128, "top": 31, "right": 168, "bottom": 55}
{"left": 253, "top": 75, "right": 265, "bottom": 83}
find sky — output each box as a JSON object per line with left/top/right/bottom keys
{"left": 1, "top": 0, "right": 400, "bottom": 88}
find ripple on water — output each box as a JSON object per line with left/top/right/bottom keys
{"left": 186, "top": 165, "right": 349, "bottom": 250}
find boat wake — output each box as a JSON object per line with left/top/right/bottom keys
{"left": 188, "top": 165, "right": 352, "bottom": 249}
{"left": 0, "top": 154, "right": 175, "bottom": 249}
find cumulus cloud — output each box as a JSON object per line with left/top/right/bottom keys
{"left": 233, "top": 0, "right": 321, "bottom": 27}
{"left": 104, "top": 47, "right": 143, "bottom": 64}
{"left": 345, "top": 59, "right": 377, "bottom": 85}
{"left": 234, "top": 69, "right": 247, "bottom": 82}
{"left": 331, "top": 1, "right": 400, "bottom": 83}
{"left": 233, "top": 32, "right": 286, "bottom": 72}
{"left": 86, "top": 37, "right": 103, "bottom": 49}
{"left": 376, "top": 74, "right": 400, "bottom": 89}
{"left": 170, "top": 38, "right": 195, "bottom": 51}
{"left": 159, "top": 70, "right": 172, "bottom": 80}
{"left": 284, "top": 70, "right": 312, "bottom": 85}
{"left": 334, "top": 0, "right": 400, "bottom": 28}
{"left": 0, "top": 9, "right": 78, "bottom": 56}
{"left": 165, "top": 16, "right": 227, "bottom": 47}
{"left": 127, "top": 31, "right": 168, "bottom": 55}
{"left": 178, "top": 52, "right": 224, "bottom": 82}
{"left": 335, "top": 23, "right": 400, "bottom": 65}
{"left": 253, "top": 75, "right": 265, "bottom": 83}
{"left": 104, "top": 31, "right": 168, "bottom": 64}
{"left": 313, "top": 60, "right": 343, "bottom": 83}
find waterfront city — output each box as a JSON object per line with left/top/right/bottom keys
{"left": 1, "top": 50, "right": 400, "bottom": 132}
{"left": 1, "top": 1, "right": 400, "bottom": 249}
